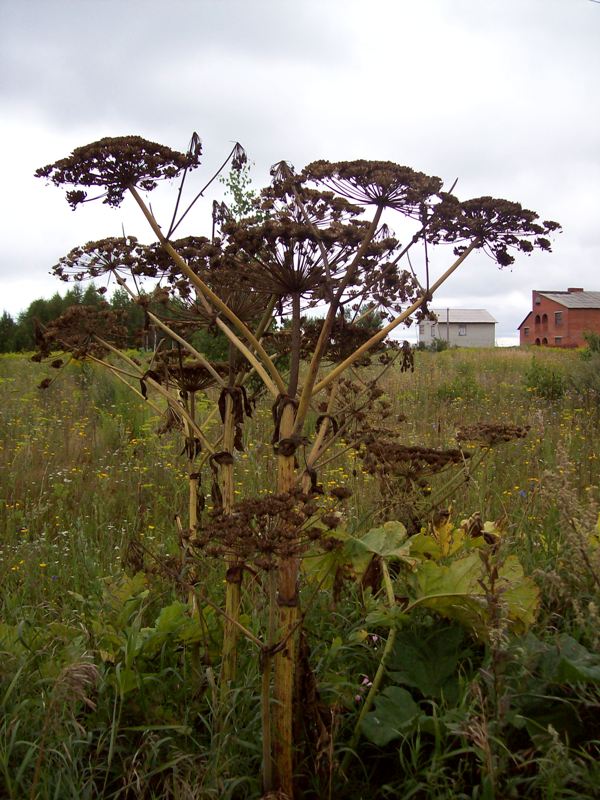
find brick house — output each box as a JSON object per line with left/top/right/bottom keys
{"left": 418, "top": 309, "right": 497, "bottom": 348}
{"left": 518, "top": 288, "right": 600, "bottom": 347}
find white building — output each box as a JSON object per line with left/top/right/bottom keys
{"left": 418, "top": 309, "right": 497, "bottom": 348}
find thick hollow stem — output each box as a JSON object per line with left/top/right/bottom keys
{"left": 261, "top": 568, "right": 278, "bottom": 793}
{"left": 220, "top": 392, "right": 242, "bottom": 694}
{"left": 273, "top": 402, "right": 299, "bottom": 798}
{"left": 341, "top": 560, "right": 397, "bottom": 773}
{"left": 288, "top": 293, "right": 301, "bottom": 397}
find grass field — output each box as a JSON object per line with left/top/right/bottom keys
{"left": 1, "top": 346, "right": 599, "bottom": 799}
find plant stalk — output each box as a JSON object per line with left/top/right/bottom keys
{"left": 272, "top": 401, "right": 299, "bottom": 797}
{"left": 220, "top": 391, "right": 242, "bottom": 694}
{"left": 341, "top": 560, "right": 397, "bottom": 773}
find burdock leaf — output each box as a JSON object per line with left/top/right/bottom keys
{"left": 413, "top": 553, "right": 539, "bottom": 637}
{"left": 359, "top": 521, "right": 409, "bottom": 559}
{"left": 387, "top": 626, "right": 467, "bottom": 699}
{"left": 361, "top": 686, "right": 420, "bottom": 746}
{"left": 540, "top": 635, "right": 600, "bottom": 685}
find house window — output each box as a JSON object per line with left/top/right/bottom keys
{"left": 555, "top": 337, "right": 562, "bottom": 345}
{"left": 458, "top": 324, "right": 467, "bottom": 336}
{"left": 535, "top": 314, "right": 541, "bottom": 325}
{"left": 524, "top": 327, "right": 530, "bottom": 337}
{"left": 555, "top": 311, "right": 563, "bottom": 326}
{"left": 419, "top": 324, "right": 424, "bottom": 335}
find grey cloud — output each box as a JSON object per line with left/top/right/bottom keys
{"left": 1, "top": 0, "right": 598, "bottom": 331}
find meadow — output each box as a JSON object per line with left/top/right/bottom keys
{"left": 1, "top": 345, "right": 599, "bottom": 799}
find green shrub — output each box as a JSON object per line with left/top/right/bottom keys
{"left": 525, "top": 357, "right": 565, "bottom": 400}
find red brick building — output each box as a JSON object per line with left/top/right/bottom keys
{"left": 519, "top": 288, "right": 600, "bottom": 347}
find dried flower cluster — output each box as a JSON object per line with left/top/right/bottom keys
{"left": 456, "top": 423, "right": 531, "bottom": 446}
{"left": 430, "top": 196, "right": 561, "bottom": 267}
{"left": 196, "top": 489, "right": 325, "bottom": 566}
{"left": 35, "top": 136, "right": 200, "bottom": 208}
{"left": 303, "top": 160, "right": 443, "bottom": 214}
{"left": 31, "top": 305, "right": 128, "bottom": 363}
{"left": 153, "top": 350, "right": 231, "bottom": 393}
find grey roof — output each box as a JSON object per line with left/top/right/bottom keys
{"left": 537, "top": 291, "right": 600, "bottom": 309}
{"left": 429, "top": 308, "right": 497, "bottom": 324}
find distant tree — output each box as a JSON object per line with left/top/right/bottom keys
{"left": 220, "top": 162, "right": 264, "bottom": 221}
{"left": 109, "top": 287, "right": 144, "bottom": 347}
{"left": 80, "top": 285, "right": 100, "bottom": 305}
{"left": 0, "top": 311, "right": 17, "bottom": 353}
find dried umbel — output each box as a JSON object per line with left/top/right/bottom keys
{"left": 361, "top": 441, "right": 467, "bottom": 481}
{"left": 431, "top": 196, "right": 561, "bottom": 267}
{"left": 143, "top": 236, "right": 261, "bottom": 326}
{"left": 302, "top": 159, "right": 444, "bottom": 214}
{"left": 266, "top": 316, "right": 389, "bottom": 365}
{"left": 197, "top": 489, "right": 322, "bottom": 564}
{"left": 222, "top": 214, "right": 357, "bottom": 302}
{"left": 217, "top": 168, "right": 433, "bottom": 345}
{"left": 32, "top": 304, "right": 129, "bottom": 361}
{"left": 35, "top": 136, "right": 200, "bottom": 208}
{"left": 154, "top": 350, "right": 230, "bottom": 392}
{"left": 52, "top": 237, "right": 153, "bottom": 282}
{"left": 456, "top": 423, "right": 531, "bottom": 446}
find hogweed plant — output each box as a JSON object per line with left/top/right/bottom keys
{"left": 34, "top": 134, "right": 559, "bottom": 797}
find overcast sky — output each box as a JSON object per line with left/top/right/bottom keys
{"left": 1, "top": 0, "right": 599, "bottom": 343}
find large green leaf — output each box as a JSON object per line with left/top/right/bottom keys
{"left": 387, "top": 625, "right": 467, "bottom": 700}
{"left": 415, "top": 552, "right": 483, "bottom": 605}
{"left": 412, "top": 553, "right": 539, "bottom": 638}
{"left": 356, "top": 521, "right": 410, "bottom": 559}
{"left": 102, "top": 572, "right": 149, "bottom": 628}
{"left": 303, "top": 522, "right": 413, "bottom": 587}
{"left": 302, "top": 529, "right": 356, "bottom": 588}
{"left": 360, "top": 686, "right": 420, "bottom": 746}
{"left": 540, "top": 634, "right": 600, "bottom": 684}
{"left": 501, "top": 558, "right": 540, "bottom": 634}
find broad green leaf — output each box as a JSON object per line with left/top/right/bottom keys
{"left": 387, "top": 625, "right": 467, "bottom": 699}
{"left": 346, "top": 521, "right": 415, "bottom": 575}
{"left": 541, "top": 634, "right": 600, "bottom": 684}
{"left": 361, "top": 686, "right": 420, "bottom": 746}
{"left": 102, "top": 572, "right": 149, "bottom": 628}
{"left": 413, "top": 553, "right": 538, "bottom": 637}
{"left": 410, "top": 528, "right": 484, "bottom": 561}
{"left": 365, "top": 605, "right": 409, "bottom": 630}
{"left": 302, "top": 530, "right": 353, "bottom": 588}
{"left": 114, "top": 664, "right": 140, "bottom": 696}
{"left": 501, "top": 557, "right": 539, "bottom": 634}
{"left": 415, "top": 552, "right": 482, "bottom": 599}
{"left": 155, "top": 601, "right": 188, "bottom": 633}
{"left": 303, "top": 522, "right": 414, "bottom": 587}
{"left": 142, "top": 601, "right": 207, "bottom": 655}
{"left": 359, "top": 521, "right": 409, "bottom": 558}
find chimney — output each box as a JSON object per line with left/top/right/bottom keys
{"left": 567, "top": 287, "right": 584, "bottom": 293}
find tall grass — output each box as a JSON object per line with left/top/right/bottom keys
{"left": 1, "top": 347, "right": 599, "bottom": 798}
